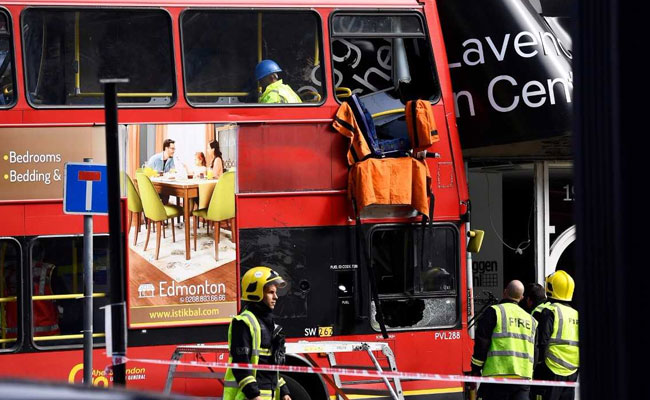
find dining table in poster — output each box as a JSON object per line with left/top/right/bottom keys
{"left": 149, "top": 176, "right": 217, "bottom": 260}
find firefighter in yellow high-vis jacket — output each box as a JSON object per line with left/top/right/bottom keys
{"left": 223, "top": 266, "right": 291, "bottom": 400}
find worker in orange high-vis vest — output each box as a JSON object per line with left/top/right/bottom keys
{"left": 3, "top": 260, "right": 60, "bottom": 338}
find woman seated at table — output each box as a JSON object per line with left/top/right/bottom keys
{"left": 193, "top": 152, "right": 208, "bottom": 178}
{"left": 209, "top": 140, "right": 224, "bottom": 179}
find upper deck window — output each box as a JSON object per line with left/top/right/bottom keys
{"left": 181, "top": 10, "right": 324, "bottom": 106}
{"left": 22, "top": 9, "right": 175, "bottom": 107}
{"left": 330, "top": 13, "right": 440, "bottom": 103}
{"left": 0, "top": 10, "right": 15, "bottom": 107}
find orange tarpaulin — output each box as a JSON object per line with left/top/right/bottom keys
{"left": 348, "top": 157, "right": 431, "bottom": 217}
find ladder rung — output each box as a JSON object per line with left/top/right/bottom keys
{"left": 341, "top": 379, "right": 388, "bottom": 385}
{"left": 340, "top": 388, "right": 393, "bottom": 396}
{"left": 332, "top": 365, "right": 384, "bottom": 371}
{"left": 173, "top": 371, "right": 225, "bottom": 379}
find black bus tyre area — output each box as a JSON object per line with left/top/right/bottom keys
{"left": 281, "top": 375, "right": 313, "bottom": 400}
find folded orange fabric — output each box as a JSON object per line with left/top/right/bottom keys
{"left": 348, "top": 157, "right": 431, "bottom": 217}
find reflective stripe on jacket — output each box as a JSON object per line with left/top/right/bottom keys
{"left": 223, "top": 309, "right": 280, "bottom": 400}
{"left": 532, "top": 301, "right": 552, "bottom": 317}
{"left": 259, "top": 80, "right": 302, "bottom": 104}
{"left": 333, "top": 102, "right": 372, "bottom": 166}
{"left": 482, "top": 303, "right": 537, "bottom": 379}
{"left": 545, "top": 303, "right": 579, "bottom": 376}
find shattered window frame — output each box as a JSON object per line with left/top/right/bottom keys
{"left": 368, "top": 223, "right": 460, "bottom": 331}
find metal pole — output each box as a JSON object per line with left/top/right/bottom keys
{"left": 533, "top": 161, "right": 550, "bottom": 284}
{"left": 101, "top": 78, "right": 129, "bottom": 386}
{"left": 83, "top": 157, "right": 94, "bottom": 386}
{"left": 464, "top": 162, "right": 475, "bottom": 339}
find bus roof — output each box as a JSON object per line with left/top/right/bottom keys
{"left": 2, "top": 0, "right": 425, "bottom": 7}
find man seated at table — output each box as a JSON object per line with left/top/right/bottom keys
{"left": 147, "top": 139, "right": 176, "bottom": 174}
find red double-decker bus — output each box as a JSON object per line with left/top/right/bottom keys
{"left": 0, "top": 1, "right": 473, "bottom": 398}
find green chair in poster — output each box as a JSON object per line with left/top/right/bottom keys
{"left": 126, "top": 173, "right": 144, "bottom": 246}
{"left": 192, "top": 171, "right": 235, "bottom": 260}
{"left": 136, "top": 173, "right": 182, "bottom": 260}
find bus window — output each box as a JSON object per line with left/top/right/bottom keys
{"left": 181, "top": 10, "right": 324, "bottom": 106}
{"left": 22, "top": 9, "right": 175, "bottom": 107}
{"left": 0, "top": 10, "right": 15, "bottom": 107}
{"left": 0, "top": 238, "right": 20, "bottom": 350}
{"left": 369, "top": 225, "right": 458, "bottom": 331}
{"left": 29, "top": 236, "right": 108, "bottom": 348}
{"left": 330, "top": 13, "right": 440, "bottom": 103}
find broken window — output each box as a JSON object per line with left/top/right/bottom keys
{"left": 330, "top": 13, "right": 440, "bottom": 103}
{"left": 369, "top": 225, "right": 458, "bottom": 331}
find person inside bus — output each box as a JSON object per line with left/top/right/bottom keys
{"left": 4, "top": 242, "right": 61, "bottom": 339}
{"left": 146, "top": 138, "right": 176, "bottom": 174}
{"left": 209, "top": 140, "right": 224, "bottom": 180}
{"left": 223, "top": 266, "right": 291, "bottom": 400}
{"left": 255, "top": 60, "right": 302, "bottom": 104}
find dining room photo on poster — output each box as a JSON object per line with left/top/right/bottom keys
{"left": 125, "top": 123, "right": 238, "bottom": 328}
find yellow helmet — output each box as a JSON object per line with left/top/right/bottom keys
{"left": 545, "top": 270, "right": 575, "bottom": 301}
{"left": 241, "top": 266, "right": 286, "bottom": 302}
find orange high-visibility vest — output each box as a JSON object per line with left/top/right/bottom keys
{"left": 4, "top": 262, "right": 60, "bottom": 338}
{"left": 333, "top": 102, "right": 372, "bottom": 165}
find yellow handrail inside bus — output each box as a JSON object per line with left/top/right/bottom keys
{"left": 258, "top": 13, "right": 263, "bottom": 63}
{"left": 0, "top": 338, "right": 16, "bottom": 344}
{"left": 187, "top": 92, "right": 249, "bottom": 97}
{"left": 372, "top": 108, "right": 405, "bottom": 119}
{"left": 0, "top": 293, "right": 106, "bottom": 303}
{"left": 73, "top": 92, "right": 173, "bottom": 97}
{"left": 335, "top": 87, "right": 352, "bottom": 98}
{"left": 72, "top": 240, "right": 78, "bottom": 293}
{"left": 74, "top": 12, "right": 80, "bottom": 95}
{"left": 314, "top": 27, "right": 320, "bottom": 66}
{"left": 0, "top": 296, "right": 17, "bottom": 304}
{"left": 33, "top": 293, "right": 106, "bottom": 301}
{"left": 33, "top": 332, "right": 105, "bottom": 342}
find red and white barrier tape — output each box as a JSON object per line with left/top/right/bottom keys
{"left": 110, "top": 355, "right": 578, "bottom": 388}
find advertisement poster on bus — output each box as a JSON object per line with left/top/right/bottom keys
{"left": 0, "top": 124, "right": 239, "bottom": 328}
{"left": 125, "top": 123, "right": 238, "bottom": 328}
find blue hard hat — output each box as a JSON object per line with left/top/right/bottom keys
{"left": 255, "top": 59, "right": 282, "bottom": 81}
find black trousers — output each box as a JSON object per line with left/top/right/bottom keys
{"left": 530, "top": 363, "right": 578, "bottom": 400}
{"left": 478, "top": 383, "right": 530, "bottom": 400}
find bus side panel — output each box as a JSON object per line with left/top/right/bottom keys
{"left": 0, "top": 344, "right": 220, "bottom": 395}
{"left": 238, "top": 123, "right": 348, "bottom": 193}
{"left": 0, "top": 204, "right": 25, "bottom": 236}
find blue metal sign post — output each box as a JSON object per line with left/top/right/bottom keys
{"left": 63, "top": 160, "right": 108, "bottom": 385}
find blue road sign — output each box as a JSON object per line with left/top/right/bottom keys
{"left": 63, "top": 163, "right": 109, "bottom": 215}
